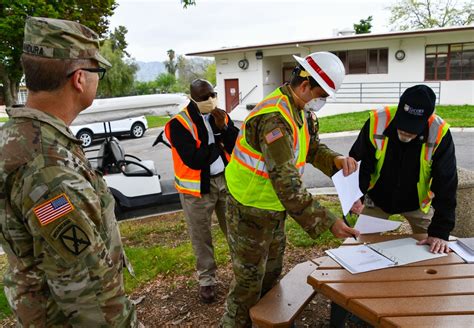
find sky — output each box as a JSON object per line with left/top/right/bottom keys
{"left": 109, "top": 0, "right": 393, "bottom": 62}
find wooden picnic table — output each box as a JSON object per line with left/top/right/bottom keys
{"left": 307, "top": 234, "right": 474, "bottom": 327}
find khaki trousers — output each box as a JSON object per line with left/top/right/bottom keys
{"left": 179, "top": 174, "right": 227, "bottom": 286}
{"left": 363, "top": 195, "right": 434, "bottom": 233}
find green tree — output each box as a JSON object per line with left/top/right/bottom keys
{"left": 181, "top": 0, "right": 196, "bottom": 8}
{"left": 97, "top": 34, "right": 138, "bottom": 98}
{"left": 388, "top": 0, "right": 473, "bottom": 31}
{"left": 155, "top": 73, "right": 177, "bottom": 93}
{"left": 134, "top": 80, "right": 158, "bottom": 95}
{"left": 176, "top": 55, "right": 214, "bottom": 89}
{"left": 353, "top": 16, "right": 373, "bottom": 34}
{"left": 176, "top": 54, "right": 188, "bottom": 90}
{"left": 0, "top": 1, "right": 117, "bottom": 106}
{"left": 165, "top": 49, "right": 178, "bottom": 76}
{"left": 204, "top": 62, "right": 216, "bottom": 86}
{"left": 176, "top": 55, "right": 199, "bottom": 90}
{"left": 110, "top": 25, "right": 130, "bottom": 57}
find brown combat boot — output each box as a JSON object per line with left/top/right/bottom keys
{"left": 199, "top": 285, "right": 216, "bottom": 304}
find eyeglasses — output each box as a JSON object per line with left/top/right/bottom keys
{"left": 67, "top": 67, "right": 107, "bottom": 80}
{"left": 195, "top": 91, "right": 217, "bottom": 102}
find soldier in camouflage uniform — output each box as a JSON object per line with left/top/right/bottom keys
{"left": 221, "top": 52, "right": 360, "bottom": 327}
{"left": 0, "top": 17, "right": 138, "bottom": 326}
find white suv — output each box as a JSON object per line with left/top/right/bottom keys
{"left": 70, "top": 116, "right": 148, "bottom": 147}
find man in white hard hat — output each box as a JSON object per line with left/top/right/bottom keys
{"left": 221, "top": 52, "right": 360, "bottom": 327}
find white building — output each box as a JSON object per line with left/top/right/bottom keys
{"left": 187, "top": 26, "right": 474, "bottom": 118}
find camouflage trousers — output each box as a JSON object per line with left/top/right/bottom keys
{"left": 4, "top": 275, "right": 140, "bottom": 327}
{"left": 221, "top": 193, "right": 286, "bottom": 328}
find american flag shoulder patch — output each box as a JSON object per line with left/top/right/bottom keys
{"left": 33, "top": 193, "right": 74, "bottom": 226}
{"left": 265, "top": 128, "right": 284, "bottom": 144}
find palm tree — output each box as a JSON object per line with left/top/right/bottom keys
{"left": 165, "top": 49, "right": 178, "bottom": 76}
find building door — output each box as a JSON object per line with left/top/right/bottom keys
{"left": 224, "top": 79, "right": 239, "bottom": 113}
{"left": 282, "top": 63, "right": 296, "bottom": 84}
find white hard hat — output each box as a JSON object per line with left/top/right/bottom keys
{"left": 293, "top": 52, "right": 345, "bottom": 97}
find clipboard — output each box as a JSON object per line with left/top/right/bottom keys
{"left": 326, "top": 237, "right": 447, "bottom": 274}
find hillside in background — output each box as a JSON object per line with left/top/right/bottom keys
{"left": 135, "top": 57, "right": 213, "bottom": 83}
{"left": 135, "top": 61, "right": 166, "bottom": 82}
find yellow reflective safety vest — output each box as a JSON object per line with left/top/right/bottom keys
{"left": 368, "top": 106, "right": 450, "bottom": 213}
{"left": 225, "top": 88, "right": 310, "bottom": 211}
{"left": 165, "top": 107, "right": 229, "bottom": 197}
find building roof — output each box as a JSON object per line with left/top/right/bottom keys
{"left": 186, "top": 25, "right": 474, "bottom": 57}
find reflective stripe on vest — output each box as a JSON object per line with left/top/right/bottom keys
{"left": 225, "top": 88, "right": 310, "bottom": 211}
{"left": 367, "top": 107, "right": 450, "bottom": 213}
{"left": 164, "top": 108, "right": 202, "bottom": 197}
{"left": 175, "top": 109, "right": 199, "bottom": 143}
{"left": 174, "top": 176, "right": 200, "bottom": 195}
{"left": 231, "top": 95, "right": 308, "bottom": 176}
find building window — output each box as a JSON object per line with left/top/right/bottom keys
{"left": 349, "top": 50, "right": 367, "bottom": 74}
{"left": 425, "top": 43, "right": 474, "bottom": 81}
{"left": 333, "top": 48, "right": 388, "bottom": 74}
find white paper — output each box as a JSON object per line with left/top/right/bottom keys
{"left": 449, "top": 241, "right": 474, "bottom": 263}
{"left": 331, "top": 161, "right": 363, "bottom": 215}
{"left": 369, "top": 238, "right": 446, "bottom": 266}
{"left": 326, "top": 237, "right": 447, "bottom": 274}
{"left": 326, "top": 245, "right": 396, "bottom": 274}
{"left": 354, "top": 214, "right": 402, "bottom": 234}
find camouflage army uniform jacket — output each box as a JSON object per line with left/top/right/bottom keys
{"left": 241, "top": 85, "right": 341, "bottom": 238}
{"left": 0, "top": 107, "right": 136, "bottom": 326}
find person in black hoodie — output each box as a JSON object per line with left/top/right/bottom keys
{"left": 349, "top": 85, "right": 457, "bottom": 254}
{"left": 164, "top": 79, "right": 239, "bottom": 303}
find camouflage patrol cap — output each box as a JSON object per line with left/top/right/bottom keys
{"left": 23, "top": 16, "right": 111, "bottom": 67}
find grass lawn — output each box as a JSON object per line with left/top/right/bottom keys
{"left": 0, "top": 118, "right": 8, "bottom": 123}
{"left": 119, "top": 195, "right": 348, "bottom": 293}
{"left": 146, "top": 116, "right": 171, "bottom": 129}
{"left": 434, "top": 105, "right": 474, "bottom": 127}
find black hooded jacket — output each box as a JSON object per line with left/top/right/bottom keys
{"left": 349, "top": 118, "right": 457, "bottom": 240}
{"left": 168, "top": 101, "right": 239, "bottom": 194}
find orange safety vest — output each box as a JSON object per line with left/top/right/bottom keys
{"left": 165, "top": 107, "right": 229, "bottom": 197}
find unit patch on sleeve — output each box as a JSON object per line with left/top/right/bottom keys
{"left": 265, "top": 128, "right": 284, "bottom": 144}
{"left": 59, "top": 225, "right": 91, "bottom": 255}
{"left": 33, "top": 193, "right": 74, "bottom": 226}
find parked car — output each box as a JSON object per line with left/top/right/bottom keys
{"left": 70, "top": 116, "right": 148, "bottom": 147}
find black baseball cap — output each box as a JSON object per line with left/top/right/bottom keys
{"left": 394, "top": 85, "right": 436, "bottom": 135}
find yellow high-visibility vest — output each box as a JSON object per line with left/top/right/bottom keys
{"left": 225, "top": 88, "right": 309, "bottom": 211}
{"left": 368, "top": 106, "right": 450, "bottom": 213}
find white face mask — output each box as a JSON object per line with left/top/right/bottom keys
{"left": 397, "top": 131, "right": 415, "bottom": 143}
{"left": 304, "top": 98, "right": 326, "bottom": 113}
{"left": 192, "top": 96, "right": 218, "bottom": 114}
